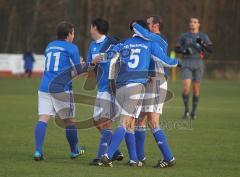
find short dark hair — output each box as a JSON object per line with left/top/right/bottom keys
{"left": 91, "top": 18, "right": 109, "bottom": 35}
{"left": 190, "top": 16, "right": 200, "bottom": 23}
{"left": 130, "top": 19, "right": 149, "bottom": 31}
{"left": 149, "top": 15, "right": 163, "bottom": 30}
{"left": 56, "top": 21, "right": 74, "bottom": 40}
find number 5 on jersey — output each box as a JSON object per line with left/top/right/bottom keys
{"left": 128, "top": 49, "right": 141, "bottom": 69}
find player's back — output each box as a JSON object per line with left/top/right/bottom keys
{"left": 116, "top": 36, "right": 152, "bottom": 88}
{"left": 39, "top": 40, "right": 80, "bottom": 93}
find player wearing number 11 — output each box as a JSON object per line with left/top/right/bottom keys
{"left": 33, "top": 21, "right": 85, "bottom": 161}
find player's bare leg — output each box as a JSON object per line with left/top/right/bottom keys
{"left": 191, "top": 81, "right": 200, "bottom": 119}
{"left": 147, "top": 112, "right": 175, "bottom": 168}
{"left": 147, "top": 112, "right": 159, "bottom": 129}
{"left": 39, "top": 115, "right": 50, "bottom": 123}
{"left": 182, "top": 79, "right": 192, "bottom": 119}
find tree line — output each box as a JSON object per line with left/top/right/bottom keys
{"left": 0, "top": 0, "right": 239, "bottom": 60}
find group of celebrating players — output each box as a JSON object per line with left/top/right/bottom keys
{"left": 33, "top": 15, "right": 212, "bottom": 168}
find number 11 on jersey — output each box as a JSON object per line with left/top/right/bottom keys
{"left": 46, "top": 52, "right": 60, "bottom": 71}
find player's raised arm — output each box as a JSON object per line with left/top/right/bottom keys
{"left": 151, "top": 42, "right": 179, "bottom": 67}
{"left": 133, "top": 23, "right": 168, "bottom": 52}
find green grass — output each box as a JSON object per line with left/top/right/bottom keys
{"left": 0, "top": 77, "right": 240, "bottom": 177}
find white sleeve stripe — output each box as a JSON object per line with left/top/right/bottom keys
{"left": 133, "top": 26, "right": 168, "bottom": 46}
{"left": 108, "top": 53, "right": 120, "bottom": 79}
{"left": 151, "top": 55, "right": 178, "bottom": 67}
{"left": 133, "top": 28, "right": 150, "bottom": 41}
{"left": 69, "top": 57, "right": 75, "bottom": 67}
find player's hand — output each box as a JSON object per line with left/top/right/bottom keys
{"left": 108, "top": 79, "right": 116, "bottom": 96}
{"left": 91, "top": 55, "right": 103, "bottom": 64}
{"left": 148, "top": 77, "right": 153, "bottom": 84}
{"left": 196, "top": 38, "right": 205, "bottom": 46}
{"left": 183, "top": 47, "right": 193, "bottom": 55}
{"left": 129, "top": 20, "right": 137, "bottom": 31}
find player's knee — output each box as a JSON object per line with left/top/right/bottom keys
{"left": 193, "top": 91, "right": 200, "bottom": 96}
{"left": 135, "top": 118, "right": 146, "bottom": 127}
{"left": 183, "top": 86, "right": 190, "bottom": 94}
{"left": 183, "top": 81, "right": 191, "bottom": 94}
{"left": 120, "top": 116, "right": 134, "bottom": 130}
{"left": 192, "top": 86, "right": 200, "bottom": 96}
{"left": 126, "top": 123, "right": 134, "bottom": 132}
{"left": 148, "top": 117, "right": 159, "bottom": 129}
{"left": 94, "top": 118, "right": 112, "bottom": 131}
{"left": 39, "top": 115, "right": 50, "bottom": 123}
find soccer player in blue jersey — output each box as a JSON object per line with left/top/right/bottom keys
{"left": 33, "top": 21, "right": 85, "bottom": 161}
{"left": 132, "top": 16, "right": 176, "bottom": 168}
{"left": 100, "top": 20, "right": 180, "bottom": 167}
{"left": 86, "top": 19, "right": 123, "bottom": 166}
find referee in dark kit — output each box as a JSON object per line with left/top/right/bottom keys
{"left": 175, "top": 17, "right": 213, "bottom": 119}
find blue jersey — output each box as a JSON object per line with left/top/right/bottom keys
{"left": 133, "top": 23, "right": 170, "bottom": 77}
{"left": 39, "top": 40, "right": 81, "bottom": 93}
{"left": 111, "top": 35, "right": 179, "bottom": 89}
{"left": 87, "top": 35, "right": 117, "bottom": 92}
{"left": 23, "top": 52, "right": 34, "bottom": 70}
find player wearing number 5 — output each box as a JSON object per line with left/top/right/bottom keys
{"left": 101, "top": 20, "right": 180, "bottom": 167}
{"left": 33, "top": 21, "right": 85, "bottom": 161}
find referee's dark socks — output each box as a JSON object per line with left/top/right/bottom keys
{"left": 192, "top": 95, "right": 199, "bottom": 115}
{"left": 182, "top": 93, "right": 189, "bottom": 113}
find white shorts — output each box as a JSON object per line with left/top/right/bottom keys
{"left": 142, "top": 77, "right": 168, "bottom": 114}
{"left": 115, "top": 83, "right": 145, "bottom": 119}
{"left": 38, "top": 91, "right": 75, "bottom": 119}
{"left": 93, "top": 91, "right": 114, "bottom": 121}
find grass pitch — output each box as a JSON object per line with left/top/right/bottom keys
{"left": 0, "top": 77, "right": 239, "bottom": 177}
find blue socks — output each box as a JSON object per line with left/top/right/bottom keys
{"left": 107, "top": 126, "right": 126, "bottom": 158}
{"left": 35, "top": 122, "right": 79, "bottom": 154}
{"left": 151, "top": 127, "right": 173, "bottom": 161}
{"left": 34, "top": 121, "right": 47, "bottom": 154}
{"left": 65, "top": 125, "right": 78, "bottom": 153}
{"left": 125, "top": 130, "right": 138, "bottom": 162}
{"left": 135, "top": 126, "right": 146, "bottom": 161}
{"left": 97, "top": 128, "right": 112, "bottom": 159}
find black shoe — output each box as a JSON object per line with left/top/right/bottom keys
{"left": 101, "top": 154, "right": 113, "bottom": 167}
{"left": 154, "top": 157, "right": 176, "bottom": 168}
{"left": 128, "top": 160, "right": 143, "bottom": 167}
{"left": 190, "top": 112, "right": 197, "bottom": 120}
{"left": 182, "top": 111, "right": 190, "bottom": 119}
{"left": 112, "top": 152, "right": 124, "bottom": 161}
{"left": 89, "top": 158, "right": 103, "bottom": 166}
